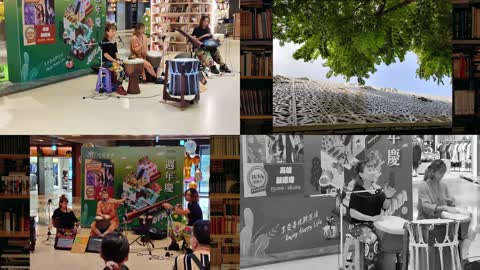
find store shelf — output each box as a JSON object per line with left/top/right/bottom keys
{"left": 0, "top": 154, "right": 30, "bottom": 159}
{"left": 0, "top": 194, "right": 30, "bottom": 199}
{"left": 211, "top": 234, "right": 240, "bottom": 239}
{"left": 210, "top": 155, "right": 240, "bottom": 160}
{"left": 452, "top": 40, "right": 480, "bottom": 45}
{"left": 240, "top": 115, "right": 272, "bottom": 120}
{"left": 210, "top": 193, "right": 240, "bottom": 199}
{"left": 0, "top": 231, "right": 29, "bottom": 238}
{"left": 222, "top": 254, "right": 241, "bottom": 262}
{"left": 241, "top": 76, "right": 272, "bottom": 80}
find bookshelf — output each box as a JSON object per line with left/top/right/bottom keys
{"left": 240, "top": 0, "right": 272, "bottom": 134}
{"left": 452, "top": 0, "right": 480, "bottom": 132}
{"left": 150, "top": 0, "right": 214, "bottom": 52}
{"left": 210, "top": 136, "right": 240, "bottom": 270}
{"left": 0, "top": 136, "right": 30, "bottom": 270}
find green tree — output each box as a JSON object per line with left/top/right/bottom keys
{"left": 274, "top": 0, "right": 451, "bottom": 85}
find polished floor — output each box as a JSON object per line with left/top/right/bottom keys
{"left": 30, "top": 188, "right": 182, "bottom": 270}
{"left": 0, "top": 38, "right": 239, "bottom": 135}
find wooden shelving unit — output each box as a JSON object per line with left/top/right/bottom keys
{"left": 210, "top": 136, "right": 240, "bottom": 270}
{"left": 452, "top": 0, "right": 480, "bottom": 132}
{"left": 150, "top": 0, "right": 214, "bottom": 52}
{"left": 0, "top": 136, "right": 30, "bottom": 269}
{"left": 240, "top": 0, "right": 272, "bottom": 134}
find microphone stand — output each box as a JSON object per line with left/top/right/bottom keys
{"left": 46, "top": 199, "right": 53, "bottom": 241}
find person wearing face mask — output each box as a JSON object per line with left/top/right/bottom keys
{"left": 418, "top": 159, "right": 475, "bottom": 263}
{"left": 173, "top": 220, "right": 210, "bottom": 270}
{"left": 90, "top": 189, "right": 126, "bottom": 237}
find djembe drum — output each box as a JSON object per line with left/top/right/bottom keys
{"left": 441, "top": 209, "right": 472, "bottom": 259}
{"left": 95, "top": 215, "right": 112, "bottom": 233}
{"left": 407, "top": 219, "right": 462, "bottom": 270}
{"left": 146, "top": 50, "right": 163, "bottom": 82}
{"left": 167, "top": 58, "right": 200, "bottom": 97}
{"left": 123, "top": 58, "right": 144, "bottom": 94}
{"left": 374, "top": 216, "right": 407, "bottom": 270}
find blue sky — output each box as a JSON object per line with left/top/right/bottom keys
{"left": 274, "top": 40, "right": 452, "bottom": 98}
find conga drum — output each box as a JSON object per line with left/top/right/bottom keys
{"left": 182, "top": 225, "right": 193, "bottom": 244}
{"left": 95, "top": 215, "right": 111, "bottom": 233}
{"left": 167, "top": 58, "right": 200, "bottom": 97}
{"left": 407, "top": 219, "right": 462, "bottom": 270}
{"left": 374, "top": 216, "right": 407, "bottom": 270}
{"left": 146, "top": 51, "right": 163, "bottom": 82}
{"left": 123, "top": 58, "right": 144, "bottom": 94}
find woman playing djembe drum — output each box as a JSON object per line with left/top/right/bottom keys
{"left": 129, "top": 23, "right": 163, "bottom": 84}
{"left": 49, "top": 195, "right": 80, "bottom": 237}
{"left": 90, "top": 189, "right": 126, "bottom": 237}
{"left": 418, "top": 159, "right": 475, "bottom": 263}
{"left": 343, "top": 153, "right": 395, "bottom": 269}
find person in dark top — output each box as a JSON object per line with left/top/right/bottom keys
{"left": 164, "top": 188, "right": 203, "bottom": 226}
{"left": 192, "top": 15, "right": 231, "bottom": 75}
{"left": 343, "top": 157, "right": 393, "bottom": 268}
{"left": 50, "top": 195, "right": 79, "bottom": 236}
{"left": 101, "top": 231, "right": 130, "bottom": 270}
{"left": 101, "top": 23, "right": 127, "bottom": 95}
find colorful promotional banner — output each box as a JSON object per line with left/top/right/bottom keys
{"left": 81, "top": 147, "right": 184, "bottom": 230}
{"left": 23, "top": 0, "right": 56, "bottom": 45}
{"left": 6, "top": 0, "right": 105, "bottom": 82}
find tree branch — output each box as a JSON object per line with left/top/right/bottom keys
{"left": 376, "top": 0, "right": 416, "bottom": 17}
{"left": 376, "top": 0, "right": 387, "bottom": 15}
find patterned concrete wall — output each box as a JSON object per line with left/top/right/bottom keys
{"left": 273, "top": 76, "right": 452, "bottom": 129}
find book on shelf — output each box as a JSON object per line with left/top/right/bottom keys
{"left": 240, "top": 48, "right": 272, "bottom": 77}
{"left": 240, "top": 88, "right": 272, "bottom": 116}
{"left": 454, "top": 90, "right": 476, "bottom": 115}
{"left": 0, "top": 136, "right": 30, "bottom": 155}
{"left": 453, "top": 53, "right": 471, "bottom": 79}
{"left": 210, "top": 198, "right": 240, "bottom": 216}
{"left": 1, "top": 176, "right": 30, "bottom": 195}
{"left": 0, "top": 206, "right": 29, "bottom": 233}
{"left": 211, "top": 136, "right": 239, "bottom": 157}
{"left": 240, "top": 9, "right": 272, "bottom": 40}
{"left": 453, "top": 4, "right": 480, "bottom": 39}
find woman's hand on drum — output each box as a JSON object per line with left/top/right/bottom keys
{"left": 370, "top": 215, "right": 382, "bottom": 222}
{"left": 446, "top": 206, "right": 460, "bottom": 214}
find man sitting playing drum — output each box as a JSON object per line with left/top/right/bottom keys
{"left": 91, "top": 189, "right": 126, "bottom": 237}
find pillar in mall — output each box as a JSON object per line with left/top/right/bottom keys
{"left": 38, "top": 156, "right": 55, "bottom": 195}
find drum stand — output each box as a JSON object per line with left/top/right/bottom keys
{"left": 162, "top": 60, "right": 200, "bottom": 111}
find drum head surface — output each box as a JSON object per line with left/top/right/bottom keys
{"left": 412, "top": 218, "right": 453, "bottom": 224}
{"left": 171, "top": 58, "right": 199, "bottom": 63}
{"left": 147, "top": 50, "right": 163, "bottom": 57}
{"left": 374, "top": 216, "right": 407, "bottom": 234}
{"left": 124, "top": 58, "right": 145, "bottom": 64}
{"left": 95, "top": 216, "right": 103, "bottom": 220}
{"left": 441, "top": 211, "right": 471, "bottom": 222}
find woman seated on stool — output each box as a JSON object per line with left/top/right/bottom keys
{"left": 49, "top": 195, "right": 80, "bottom": 237}
{"left": 418, "top": 160, "right": 475, "bottom": 264}
{"left": 130, "top": 23, "right": 163, "bottom": 84}
{"left": 101, "top": 23, "right": 127, "bottom": 95}
{"left": 192, "top": 15, "right": 231, "bottom": 75}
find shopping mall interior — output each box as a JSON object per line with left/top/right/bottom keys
{"left": 29, "top": 135, "right": 211, "bottom": 269}
{"left": 0, "top": 0, "right": 240, "bottom": 134}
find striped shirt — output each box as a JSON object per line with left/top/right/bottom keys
{"left": 173, "top": 251, "right": 210, "bottom": 270}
